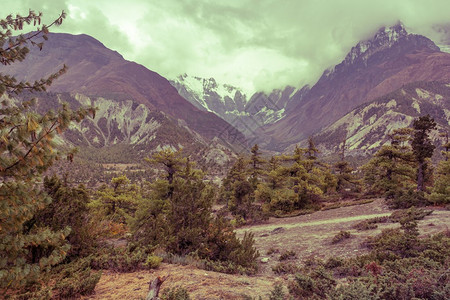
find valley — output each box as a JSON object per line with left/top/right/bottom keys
{"left": 1, "top": 7, "right": 450, "bottom": 300}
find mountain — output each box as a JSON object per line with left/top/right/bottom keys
{"left": 169, "top": 74, "right": 300, "bottom": 137}
{"left": 263, "top": 23, "right": 450, "bottom": 151}
{"left": 170, "top": 74, "right": 246, "bottom": 114}
{"left": 301, "top": 81, "right": 450, "bottom": 157}
{"left": 9, "top": 91, "right": 237, "bottom": 184}
{"left": 0, "top": 33, "right": 245, "bottom": 146}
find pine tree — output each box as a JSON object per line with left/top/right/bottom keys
{"left": 287, "top": 145, "right": 326, "bottom": 208}
{"left": 363, "top": 128, "right": 415, "bottom": 197}
{"left": 267, "top": 156, "right": 282, "bottom": 190}
{"left": 145, "top": 148, "right": 186, "bottom": 199}
{"left": 133, "top": 150, "right": 254, "bottom": 260}
{"left": 91, "top": 175, "right": 140, "bottom": 224}
{"left": 428, "top": 132, "right": 450, "bottom": 204}
{"left": 166, "top": 159, "right": 215, "bottom": 255}
{"left": 411, "top": 115, "right": 437, "bottom": 191}
{"left": 0, "top": 11, "right": 94, "bottom": 288}
{"left": 306, "top": 136, "right": 319, "bottom": 160}
{"left": 248, "top": 144, "right": 264, "bottom": 189}
{"left": 333, "top": 138, "right": 360, "bottom": 197}
{"left": 224, "top": 156, "right": 253, "bottom": 218}
{"left": 33, "top": 176, "right": 97, "bottom": 258}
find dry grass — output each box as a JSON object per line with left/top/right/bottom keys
{"left": 83, "top": 263, "right": 284, "bottom": 300}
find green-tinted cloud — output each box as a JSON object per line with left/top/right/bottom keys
{"left": 3, "top": 0, "right": 450, "bottom": 94}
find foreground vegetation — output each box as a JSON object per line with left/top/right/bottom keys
{"left": 266, "top": 208, "right": 450, "bottom": 300}
{"left": 0, "top": 10, "right": 449, "bottom": 300}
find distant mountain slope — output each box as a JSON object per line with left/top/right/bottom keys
{"left": 307, "top": 81, "right": 450, "bottom": 156}
{"left": 264, "top": 23, "right": 450, "bottom": 151}
{"left": 0, "top": 33, "right": 245, "bottom": 146}
{"left": 170, "top": 74, "right": 301, "bottom": 137}
{"left": 13, "top": 91, "right": 238, "bottom": 177}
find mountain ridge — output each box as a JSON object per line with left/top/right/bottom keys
{"left": 0, "top": 32, "right": 246, "bottom": 146}
{"left": 261, "top": 23, "right": 450, "bottom": 151}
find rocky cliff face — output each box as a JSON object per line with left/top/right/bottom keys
{"left": 304, "top": 81, "right": 450, "bottom": 156}
{"left": 16, "top": 91, "right": 238, "bottom": 171}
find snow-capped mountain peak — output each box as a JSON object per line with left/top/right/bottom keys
{"left": 170, "top": 74, "right": 301, "bottom": 138}
{"left": 345, "top": 22, "right": 409, "bottom": 65}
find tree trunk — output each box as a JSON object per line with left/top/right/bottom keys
{"left": 146, "top": 276, "right": 168, "bottom": 300}
{"left": 417, "top": 161, "right": 424, "bottom": 191}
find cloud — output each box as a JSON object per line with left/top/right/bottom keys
{"left": 3, "top": 0, "right": 450, "bottom": 94}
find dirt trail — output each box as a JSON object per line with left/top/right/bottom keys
{"left": 86, "top": 199, "right": 450, "bottom": 299}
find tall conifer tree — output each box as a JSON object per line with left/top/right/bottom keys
{"left": 411, "top": 115, "right": 436, "bottom": 191}
{"left": 0, "top": 11, "right": 94, "bottom": 287}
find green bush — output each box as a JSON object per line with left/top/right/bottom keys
{"left": 353, "top": 216, "right": 390, "bottom": 231}
{"left": 30, "top": 176, "right": 99, "bottom": 259}
{"left": 90, "top": 246, "right": 152, "bottom": 272}
{"left": 326, "top": 280, "right": 379, "bottom": 300}
{"left": 199, "top": 218, "right": 259, "bottom": 274}
{"left": 286, "top": 222, "right": 450, "bottom": 299}
{"left": 279, "top": 250, "right": 296, "bottom": 261}
{"left": 389, "top": 207, "right": 433, "bottom": 223}
{"left": 288, "top": 266, "right": 336, "bottom": 298}
{"left": 324, "top": 256, "right": 344, "bottom": 269}
{"left": 272, "top": 262, "right": 299, "bottom": 275}
{"left": 353, "top": 220, "right": 378, "bottom": 230}
{"left": 161, "top": 286, "right": 191, "bottom": 300}
{"left": 202, "top": 259, "right": 252, "bottom": 275}
{"left": 331, "top": 231, "right": 352, "bottom": 244}
{"left": 387, "top": 188, "right": 428, "bottom": 209}
{"left": 52, "top": 258, "right": 101, "bottom": 298}
{"left": 55, "top": 268, "right": 101, "bottom": 298}
{"left": 144, "top": 254, "right": 163, "bottom": 269}
{"left": 268, "top": 283, "right": 286, "bottom": 300}
{"left": 267, "top": 247, "right": 279, "bottom": 255}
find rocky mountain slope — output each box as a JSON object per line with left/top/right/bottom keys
{"left": 306, "top": 81, "right": 450, "bottom": 156}
{"left": 263, "top": 23, "right": 450, "bottom": 151}
{"left": 169, "top": 74, "right": 301, "bottom": 137}
{"left": 1, "top": 33, "right": 245, "bottom": 147}
{"left": 3, "top": 91, "right": 237, "bottom": 185}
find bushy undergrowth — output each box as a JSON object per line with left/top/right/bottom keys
{"left": 279, "top": 250, "right": 297, "bottom": 261}
{"left": 353, "top": 207, "right": 432, "bottom": 231}
{"left": 89, "top": 246, "right": 161, "bottom": 272}
{"left": 51, "top": 258, "right": 101, "bottom": 299}
{"left": 387, "top": 188, "right": 429, "bottom": 209}
{"left": 268, "top": 283, "right": 286, "bottom": 300}
{"left": 331, "top": 230, "right": 352, "bottom": 244}
{"left": 353, "top": 216, "right": 390, "bottom": 231}
{"left": 160, "top": 286, "right": 191, "bottom": 300}
{"left": 4, "top": 258, "right": 101, "bottom": 300}
{"left": 389, "top": 206, "right": 433, "bottom": 222}
{"left": 272, "top": 262, "right": 299, "bottom": 275}
{"left": 285, "top": 221, "right": 450, "bottom": 299}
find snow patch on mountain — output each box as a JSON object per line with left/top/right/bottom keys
{"left": 170, "top": 74, "right": 295, "bottom": 137}
{"left": 344, "top": 23, "right": 408, "bottom": 65}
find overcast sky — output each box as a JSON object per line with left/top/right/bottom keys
{"left": 3, "top": 0, "right": 450, "bottom": 94}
